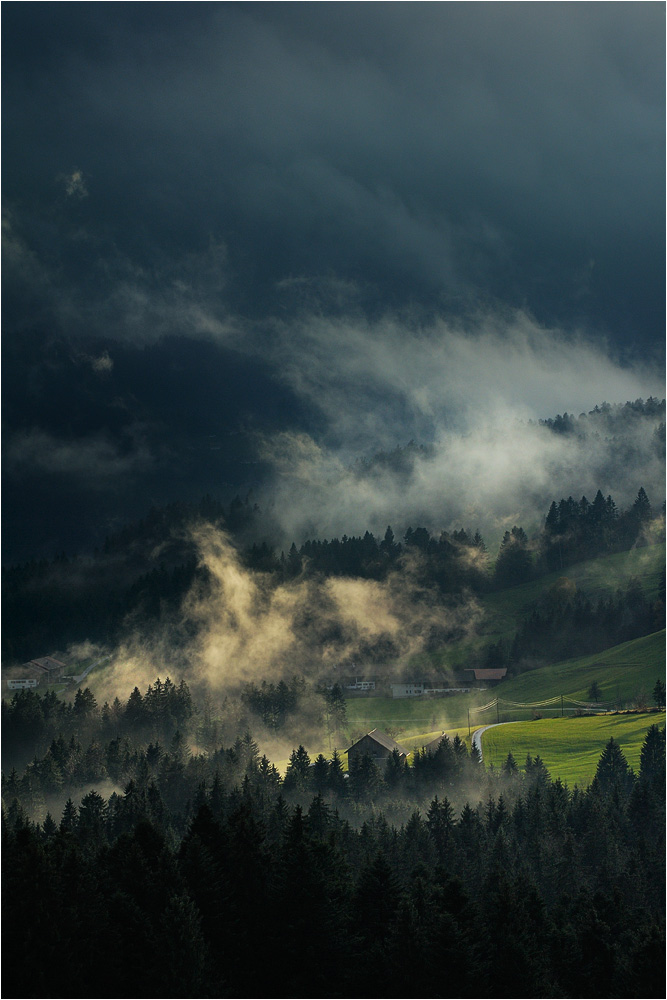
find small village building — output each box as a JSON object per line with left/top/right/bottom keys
{"left": 344, "top": 677, "right": 376, "bottom": 692}
{"left": 7, "top": 678, "right": 38, "bottom": 691}
{"left": 464, "top": 668, "right": 507, "bottom": 686}
{"left": 391, "top": 681, "right": 426, "bottom": 698}
{"left": 423, "top": 732, "right": 449, "bottom": 754}
{"left": 346, "top": 729, "right": 410, "bottom": 765}
{"left": 391, "top": 680, "right": 471, "bottom": 698}
{"left": 21, "top": 656, "right": 67, "bottom": 685}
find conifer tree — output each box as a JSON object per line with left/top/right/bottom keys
{"left": 60, "top": 797, "right": 78, "bottom": 833}
{"left": 328, "top": 748, "right": 347, "bottom": 798}
{"left": 633, "top": 486, "right": 652, "bottom": 522}
{"left": 592, "top": 737, "right": 634, "bottom": 797}
{"left": 283, "top": 744, "right": 311, "bottom": 793}
{"left": 639, "top": 724, "right": 666, "bottom": 783}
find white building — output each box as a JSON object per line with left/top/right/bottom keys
{"left": 390, "top": 681, "right": 471, "bottom": 699}
{"left": 345, "top": 677, "right": 376, "bottom": 691}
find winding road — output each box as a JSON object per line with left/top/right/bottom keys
{"left": 472, "top": 722, "right": 514, "bottom": 761}
{"left": 72, "top": 654, "right": 111, "bottom": 684}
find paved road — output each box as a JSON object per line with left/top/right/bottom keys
{"left": 472, "top": 721, "right": 514, "bottom": 761}
{"left": 72, "top": 654, "right": 111, "bottom": 684}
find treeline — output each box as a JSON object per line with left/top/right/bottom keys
{"left": 2, "top": 677, "right": 194, "bottom": 772}
{"left": 479, "top": 575, "right": 664, "bottom": 675}
{"left": 1, "top": 494, "right": 258, "bottom": 661}
{"left": 2, "top": 674, "right": 348, "bottom": 780}
{"left": 240, "top": 675, "right": 308, "bottom": 730}
{"left": 536, "top": 396, "right": 665, "bottom": 437}
{"left": 265, "top": 523, "right": 489, "bottom": 593}
{"left": 2, "top": 482, "right": 662, "bottom": 663}
{"left": 3, "top": 705, "right": 664, "bottom": 997}
{"left": 541, "top": 486, "right": 655, "bottom": 571}
{"left": 277, "top": 486, "right": 659, "bottom": 594}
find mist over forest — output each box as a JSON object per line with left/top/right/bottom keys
{"left": 3, "top": 396, "right": 664, "bottom": 691}
{"left": 2, "top": 4, "right": 665, "bottom": 998}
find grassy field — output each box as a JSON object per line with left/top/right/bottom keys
{"left": 480, "top": 711, "right": 665, "bottom": 787}
{"left": 411, "top": 541, "right": 665, "bottom": 671}
{"left": 345, "top": 629, "right": 665, "bottom": 734}
{"left": 345, "top": 694, "right": 474, "bottom": 740}
{"left": 497, "top": 630, "right": 665, "bottom": 707}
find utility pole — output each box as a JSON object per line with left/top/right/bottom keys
{"left": 496, "top": 698, "right": 499, "bottom": 724}
{"left": 561, "top": 694, "right": 564, "bottom": 718}
{"left": 468, "top": 707, "right": 470, "bottom": 739}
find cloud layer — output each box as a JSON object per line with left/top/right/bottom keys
{"left": 2, "top": 4, "right": 664, "bottom": 562}
{"left": 3, "top": 3, "right": 664, "bottom": 345}
{"left": 250, "top": 308, "right": 664, "bottom": 546}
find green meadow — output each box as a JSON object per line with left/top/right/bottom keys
{"left": 231, "top": 551, "right": 667, "bottom": 776}
{"left": 496, "top": 629, "right": 665, "bottom": 707}
{"left": 344, "top": 695, "right": 469, "bottom": 740}
{"left": 412, "top": 541, "right": 665, "bottom": 670}
{"left": 344, "top": 628, "right": 665, "bottom": 737}
{"left": 480, "top": 711, "right": 666, "bottom": 787}
{"left": 274, "top": 626, "right": 665, "bottom": 774}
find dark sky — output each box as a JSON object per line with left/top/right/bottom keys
{"left": 2, "top": 3, "right": 665, "bottom": 560}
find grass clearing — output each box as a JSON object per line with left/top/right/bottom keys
{"left": 481, "top": 711, "right": 665, "bottom": 787}
{"left": 345, "top": 630, "right": 665, "bottom": 738}
{"left": 345, "top": 696, "right": 472, "bottom": 739}
{"left": 413, "top": 542, "right": 665, "bottom": 671}
{"left": 498, "top": 630, "right": 665, "bottom": 706}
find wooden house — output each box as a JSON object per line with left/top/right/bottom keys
{"left": 423, "top": 732, "right": 449, "bottom": 755}
{"left": 21, "top": 656, "right": 67, "bottom": 685}
{"left": 464, "top": 668, "right": 507, "bottom": 686}
{"left": 346, "top": 728, "right": 410, "bottom": 765}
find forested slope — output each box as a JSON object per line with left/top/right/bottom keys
{"left": 3, "top": 685, "right": 665, "bottom": 998}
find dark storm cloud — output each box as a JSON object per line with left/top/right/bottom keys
{"left": 3, "top": 2, "right": 664, "bottom": 342}
{"left": 2, "top": 3, "right": 664, "bottom": 559}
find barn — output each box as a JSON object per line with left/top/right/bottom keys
{"left": 423, "top": 732, "right": 449, "bottom": 754}
{"left": 21, "top": 656, "right": 67, "bottom": 685}
{"left": 346, "top": 728, "right": 410, "bottom": 765}
{"left": 464, "top": 668, "right": 507, "bottom": 686}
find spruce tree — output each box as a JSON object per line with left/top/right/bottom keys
{"left": 283, "top": 744, "right": 311, "bottom": 794}
{"left": 592, "top": 737, "right": 633, "bottom": 796}
{"left": 639, "top": 724, "right": 666, "bottom": 783}
{"left": 633, "top": 486, "right": 652, "bottom": 522}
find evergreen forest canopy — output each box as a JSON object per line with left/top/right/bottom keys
{"left": 2, "top": 671, "right": 665, "bottom": 998}
{"left": 2, "top": 476, "right": 663, "bottom": 674}
{"left": 2, "top": 398, "right": 665, "bottom": 999}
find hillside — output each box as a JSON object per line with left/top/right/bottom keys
{"left": 481, "top": 711, "right": 666, "bottom": 786}
{"left": 413, "top": 540, "right": 664, "bottom": 671}
{"left": 344, "top": 630, "right": 665, "bottom": 745}
{"left": 495, "top": 629, "right": 665, "bottom": 707}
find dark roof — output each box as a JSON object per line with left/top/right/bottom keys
{"left": 23, "top": 656, "right": 66, "bottom": 674}
{"left": 346, "top": 728, "right": 409, "bottom": 755}
{"left": 465, "top": 668, "right": 507, "bottom": 681}
{"left": 424, "top": 733, "right": 448, "bottom": 754}
{"left": 32, "top": 656, "right": 66, "bottom": 671}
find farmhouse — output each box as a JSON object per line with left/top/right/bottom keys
{"left": 423, "top": 732, "right": 449, "bottom": 754}
{"left": 464, "top": 668, "right": 507, "bottom": 686}
{"left": 346, "top": 729, "right": 410, "bottom": 765}
{"left": 391, "top": 681, "right": 427, "bottom": 698}
{"left": 21, "top": 656, "right": 67, "bottom": 685}
{"left": 344, "top": 677, "right": 376, "bottom": 692}
{"left": 7, "top": 678, "right": 38, "bottom": 691}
